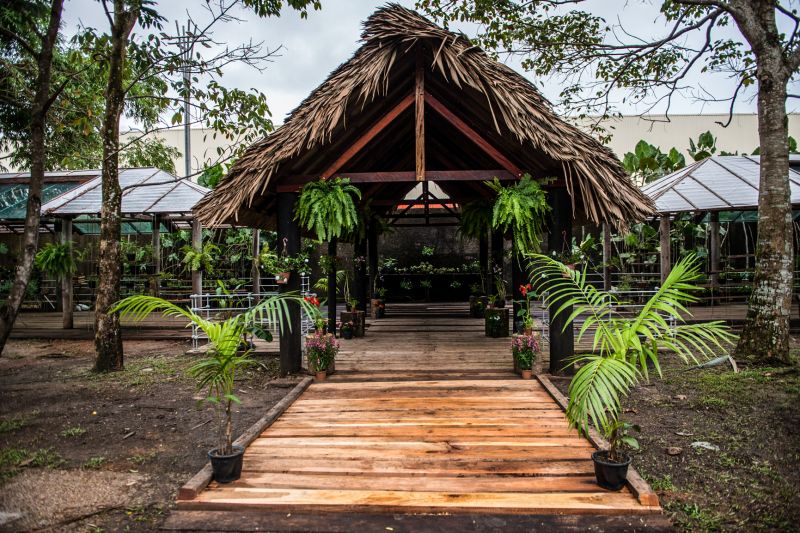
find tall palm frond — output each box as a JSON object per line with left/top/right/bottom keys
{"left": 528, "top": 252, "right": 736, "bottom": 436}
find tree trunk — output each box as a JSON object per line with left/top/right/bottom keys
{"left": 0, "top": 0, "right": 64, "bottom": 356}
{"left": 734, "top": 38, "right": 793, "bottom": 364}
{"left": 94, "top": 1, "right": 139, "bottom": 372}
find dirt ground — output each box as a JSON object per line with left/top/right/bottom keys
{"left": 554, "top": 354, "right": 800, "bottom": 532}
{"left": 0, "top": 339, "right": 299, "bottom": 532}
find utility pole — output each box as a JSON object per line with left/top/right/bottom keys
{"left": 176, "top": 22, "right": 197, "bottom": 178}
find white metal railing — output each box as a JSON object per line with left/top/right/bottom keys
{"left": 189, "top": 275, "right": 313, "bottom": 348}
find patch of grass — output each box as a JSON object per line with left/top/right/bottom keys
{"left": 0, "top": 416, "right": 27, "bottom": 434}
{"left": 667, "top": 501, "right": 724, "bottom": 532}
{"left": 82, "top": 355, "right": 193, "bottom": 389}
{"left": 83, "top": 456, "right": 106, "bottom": 469}
{"left": 699, "top": 396, "right": 728, "bottom": 408}
{"left": 128, "top": 451, "right": 157, "bottom": 465}
{"left": 648, "top": 474, "right": 675, "bottom": 492}
{"left": 60, "top": 425, "right": 86, "bottom": 438}
{"left": 0, "top": 447, "right": 64, "bottom": 481}
{"left": 717, "top": 452, "right": 737, "bottom": 468}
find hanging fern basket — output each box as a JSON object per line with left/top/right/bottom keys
{"left": 275, "top": 272, "right": 290, "bottom": 285}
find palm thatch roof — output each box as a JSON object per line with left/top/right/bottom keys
{"left": 195, "top": 3, "right": 652, "bottom": 228}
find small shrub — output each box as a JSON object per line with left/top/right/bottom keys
{"left": 0, "top": 417, "right": 27, "bottom": 434}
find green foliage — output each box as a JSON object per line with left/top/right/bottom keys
{"left": 458, "top": 200, "right": 492, "bottom": 241}
{"left": 181, "top": 242, "right": 219, "bottom": 275}
{"left": 485, "top": 174, "right": 549, "bottom": 254}
{"left": 111, "top": 292, "right": 315, "bottom": 454}
{"left": 259, "top": 247, "right": 308, "bottom": 274}
{"left": 60, "top": 426, "right": 86, "bottom": 438}
{"left": 295, "top": 177, "right": 362, "bottom": 242}
{"left": 34, "top": 242, "right": 78, "bottom": 278}
{"left": 622, "top": 140, "right": 685, "bottom": 184}
{"left": 688, "top": 131, "right": 718, "bottom": 161}
{"left": 0, "top": 243, "right": 8, "bottom": 255}
{"left": 529, "top": 254, "right": 737, "bottom": 454}
{"left": 120, "top": 138, "right": 180, "bottom": 173}
{"left": 120, "top": 239, "right": 152, "bottom": 275}
{"left": 0, "top": 416, "right": 27, "bottom": 434}
{"left": 604, "top": 420, "right": 640, "bottom": 463}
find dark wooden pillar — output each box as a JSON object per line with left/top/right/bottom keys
{"left": 277, "top": 192, "right": 302, "bottom": 375}
{"left": 548, "top": 187, "right": 574, "bottom": 374}
{"left": 327, "top": 238, "right": 337, "bottom": 336}
{"left": 191, "top": 218, "right": 203, "bottom": 296}
{"left": 511, "top": 235, "right": 523, "bottom": 333}
{"left": 709, "top": 211, "right": 720, "bottom": 289}
{"left": 479, "top": 230, "right": 489, "bottom": 294}
{"left": 659, "top": 214, "right": 671, "bottom": 285}
{"left": 61, "top": 217, "right": 73, "bottom": 329}
{"left": 251, "top": 229, "right": 261, "bottom": 295}
{"left": 368, "top": 224, "right": 379, "bottom": 299}
{"left": 354, "top": 237, "right": 368, "bottom": 312}
{"left": 491, "top": 229, "right": 504, "bottom": 301}
{"left": 602, "top": 222, "right": 612, "bottom": 291}
{"left": 151, "top": 215, "right": 161, "bottom": 297}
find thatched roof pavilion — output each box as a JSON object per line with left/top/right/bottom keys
{"left": 195, "top": 3, "right": 652, "bottom": 229}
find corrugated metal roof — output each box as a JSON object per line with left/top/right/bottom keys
{"left": 641, "top": 155, "right": 800, "bottom": 214}
{"left": 41, "top": 168, "right": 210, "bottom": 216}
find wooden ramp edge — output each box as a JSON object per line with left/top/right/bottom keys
{"left": 536, "top": 374, "right": 660, "bottom": 507}
{"left": 177, "top": 376, "right": 313, "bottom": 500}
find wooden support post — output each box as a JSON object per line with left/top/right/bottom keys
{"left": 354, "top": 237, "right": 368, "bottom": 312}
{"left": 277, "top": 192, "right": 302, "bottom": 375}
{"left": 151, "top": 215, "right": 160, "bottom": 297}
{"left": 368, "top": 224, "right": 379, "bottom": 299}
{"left": 479, "top": 230, "right": 489, "bottom": 294}
{"left": 511, "top": 235, "right": 523, "bottom": 334}
{"left": 709, "top": 211, "right": 720, "bottom": 289}
{"left": 327, "top": 238, "right": 337, "bottom": 336}
{"left": 548, "top": 187, "right": 574, "bottom": 374}
{"left": 491, "top": 229, "right": 504, "bottom": 302}
{"left": 61, "top": 217, "right": 73, "bottom": 329}
{"left": 251, "top": 229, "right": 261, "bottom": 296}
{"left": 603, "top": 222, "right": 612, "bottom": 291}
{"left": 659, "top": 214, "right": 671, "bottom": 285}
{"left": 415, "top": 45, "right": 425, "bottom": 182}
{"left": 191, "top": 218, "right": 203, "bottom": 296}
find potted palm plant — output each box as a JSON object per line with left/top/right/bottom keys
{"left": 111, "top": 292, "right": 311, "bottom": 483}
{"left": 530, "top": 253, "right": 736, "bottom": 491}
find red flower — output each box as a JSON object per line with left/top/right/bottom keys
{"left": 304, "top": 296, "right": 320, "bottom": 307}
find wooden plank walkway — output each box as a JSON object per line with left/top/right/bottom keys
{"left": 174, "top": 309, "right": 666, "bottom": 527}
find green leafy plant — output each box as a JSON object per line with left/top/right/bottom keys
{"left": 421, "top": 245, "right": 435, "bottom": 257}
{"left": 181, "top": 242, "right": 219, "bottom": 275}
{"left": 258, "top": 246, "right": 308, "bottom": 274}
{"left": 399, "top": 279, "right": 412, "bottom": 291}
{"left": 305, "top": 334, "right": 338, "bottom": 372}
{"left": 295, "top": 177, "right": 362, "bottom": 242}
{"left": 604, "top": 420, "right": 640, "bottom": 463}
{"left": 112, "top": 292, "right": 314, "bottom": 455}
{"left": 458, "top": 199, "right": 493, "bottom": 241}
{"left": 34, "top": 242, "right": 78, "bottom": 278}
{"left": 622, "top": 139, "right": 685, "bottom": 184}
{"left": 486, "top": 174, "right": 549, "bottom": 254}
{"left": 529, "top": 253, "right": 736, "bottom": 457}
{"left": 120, "top": 239, "right": 152, "bottom": 275}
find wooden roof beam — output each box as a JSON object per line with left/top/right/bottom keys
{"left": 424, "top": 91, "right": 523, "bottom": 178}
{"left": 415, "top": 45, "right": 425, "bottom": 182}
{"left": 276, "top": 170, "right": 515, "bottom": 192}
{"left": 320, "top": 92, "right": 415, "bottom": 179}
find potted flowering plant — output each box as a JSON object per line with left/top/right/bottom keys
{"left": 305, "top": 334, "right": 338, "bottom": 381}
{"left": 511, "top": 332, "right": 540, "bottom": 379}
{"left": 516, "top": 283, "right": 535, "bottom": 335}
{"left": 340, "top": 320, "right": 354, "bottom": 340}
{"left": 371, "top": 286, "right": 387, "bottom": 319}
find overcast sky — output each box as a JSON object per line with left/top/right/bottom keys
{"left": 61, "top": 0, "right": 798, "bottom": 127}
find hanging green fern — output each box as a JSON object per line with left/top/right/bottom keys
{"left": 295, "top": 177, "right": 362, "bottom": 242}
{"left": 485, "top": 174, "right": 549, "bottom": 254}
{"left": 457, "top": 199, "right": 493, "bottom": 241}
{"left": 35, "top": 242, "right": 78, "bottom": 278}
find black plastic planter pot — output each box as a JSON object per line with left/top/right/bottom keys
{"left": 209, "top": 445, "right": 244, "bottom": 483}
{"left": 592, "top": 450, "right": 632, "bottom": 491}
